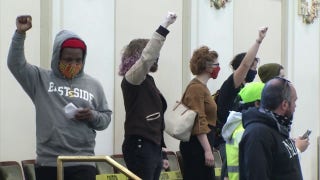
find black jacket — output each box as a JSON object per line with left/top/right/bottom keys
{"left": 239, "top": 107, "right": 303, "bottom": 180}
{"left": 121, "top": 75, "right": 167, "bottom": 146}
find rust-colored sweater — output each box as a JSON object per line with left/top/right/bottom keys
{"left": 182, "top": 78, "right": 218, "bottom": 135}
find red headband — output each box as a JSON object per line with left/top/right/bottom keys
{"left": 61, "top": 38, "right": 86, "bottom": 51}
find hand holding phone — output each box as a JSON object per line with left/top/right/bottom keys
{"left": 301, "top": 130, "right": 311, "bottom": 139}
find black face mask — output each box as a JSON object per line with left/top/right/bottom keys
{"left": 284, "top": 106, "right": 294, "bottom": 124}
{"left": 149, "top": 63, "right": 158, "bottom": 72}
{"left": 273, "top": 112, "right": 293, "bottom": 126}
{"left": 149, "top": 57, "right": 159, "bottom": 73}
{"left": 260, "top": 108, "right": 293, "bottom": 135}
{"left": 272, "top": 109, "right": 293, "bottom": 135}
{"left": 245, "top": 69, "right": 257, "bottom": 82}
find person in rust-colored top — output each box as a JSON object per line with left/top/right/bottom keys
{"left": 180, "top": 46, "right": 220, "bottom": 180}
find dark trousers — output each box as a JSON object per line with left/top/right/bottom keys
{"left": 122, "top": 136, "right": 163, "bottom": 180}
{"left": 219, "top": 143, "right": 228, "bottom": 180}
{"left": 180, "top": 133, "right": 215, "bottom": 180}
{"left": 35, "top": 165, "right": 96, "bottom": 180}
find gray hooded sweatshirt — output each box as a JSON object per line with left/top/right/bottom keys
{"left": 7, "top": 30, "right": 112, "bottom": 166}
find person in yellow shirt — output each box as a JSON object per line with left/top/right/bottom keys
{"left": 222, "top": 82, "right": 264, "bottom": 180}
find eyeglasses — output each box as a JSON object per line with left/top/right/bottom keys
{"left": 207, "top": 62, "right": 220, "bottom": 67}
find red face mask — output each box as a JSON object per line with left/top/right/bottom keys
{"left": 210, "top": 66, "right": 220, "bottom": 79}
{"left": 59, "top": 62, "right": 83, "bottom": 79}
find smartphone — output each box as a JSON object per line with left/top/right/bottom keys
{"left": 301, "top": 130, "right": 311, "bottom": 139}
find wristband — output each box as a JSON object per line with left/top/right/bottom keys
{"left": 256, "top": 39, "right": 262, "bottom": 44}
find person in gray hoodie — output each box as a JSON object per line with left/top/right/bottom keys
{"left": 8, "top": 15, "right": 112, "bottom": 180}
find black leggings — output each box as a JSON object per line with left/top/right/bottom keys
{"left": 179, "top": 130, "right": 215, "bottom": 180}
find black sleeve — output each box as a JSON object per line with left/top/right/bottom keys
{"left": 156, "top": 26, "right": 170, "bottom": 37}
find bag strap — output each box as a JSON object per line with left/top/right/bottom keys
{"left": 180, "top": 83, "right": 192, "bottom": 102}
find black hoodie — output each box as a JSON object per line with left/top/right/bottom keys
{"left": 239, "top": 107, "right": 303, "bottom": 180}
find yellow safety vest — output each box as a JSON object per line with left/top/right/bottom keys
{"left": 225, "top": 124, "right": 244, "bottom": 180}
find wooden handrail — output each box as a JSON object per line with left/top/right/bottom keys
{"left": 57, "top": 155, "right": 141, "bottom": 180}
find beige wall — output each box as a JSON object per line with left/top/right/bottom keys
{"left": 285, "top": 1, "right": 320, "bottom": 179}
{"left": 234, "top": 0, "right": 282, "bottom": 65}
{"left": 0, "top": 0, "right": 40, "bottom": 161}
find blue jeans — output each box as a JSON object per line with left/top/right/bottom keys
{"left": 122, "top": 136, "right": 163, "bottom": 180}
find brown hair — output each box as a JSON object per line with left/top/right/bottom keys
{"left": 189, "top": 46, "right": 218, "bottom": 75}
{"left": 118, "top": 39, "right": 149, "bottom": 76}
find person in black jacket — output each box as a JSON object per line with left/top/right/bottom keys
{"left": 215, "top": 27, "right": 268, "bottom": 180}
{"left": 239, "top": 77, "right": 303, "bottom": 180}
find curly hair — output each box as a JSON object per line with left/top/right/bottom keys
{"left": 118, "top": 39, "right": 149, "bottom": 76}
{"left": 189, "top": 46, "right": 218, "bottom": 75}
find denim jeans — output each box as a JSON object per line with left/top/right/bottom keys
{"left": 122, "top": 136, "right": 163, "bottom": 180}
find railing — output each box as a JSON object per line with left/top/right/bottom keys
{"left": 57, "top": 155, "right": 141, "bottom": 180}
{"left": 318, "top": 136, "right": 320, "bottom": 180}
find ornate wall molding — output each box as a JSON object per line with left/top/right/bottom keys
{"left": 298, "top": 0, "right": 320, "bottom": 24}
{"left": 210, "top": 0, "right": 230, "bottom": 9}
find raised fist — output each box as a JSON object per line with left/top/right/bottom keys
{"left": 16, "top": 15, "right": 32, "bottom": 33}
{"left": 161, "top": 12, "right": 177, "bottom": 28}
{"left": 257, "top": 26, "right": 268, "bottom": 42}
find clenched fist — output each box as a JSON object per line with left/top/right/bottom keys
{"left": 256, "top": 26, "right": 268, "bottom": 43}
{"left": 161, "top": 12, "right": 177, "bottom": 28}
{"left": 16, "top": 15, "right": 32, "bottom": 34}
